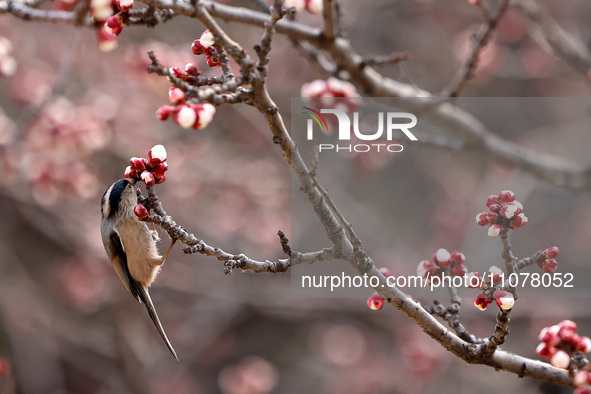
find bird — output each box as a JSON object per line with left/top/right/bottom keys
{"left": 100, "top": 178, "right": 178, "bottom": 360}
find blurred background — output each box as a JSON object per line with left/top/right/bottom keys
{"left": 1, "top": 0, "right": 591, "bottom": 393}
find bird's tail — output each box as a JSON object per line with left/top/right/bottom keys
{"left": 138, "top": 285, "right": 179, "bottom": 361}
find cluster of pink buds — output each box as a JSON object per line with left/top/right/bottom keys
{"left": 0, "top": 37, "right": 17, "bottom": 78}
{"left": 474, "top": 288, "right": 514, "bottom": 311}
{"left": 157, "top": 90, "right": 216, "bottom": 130}
{"left": 91, "top": 0, "right": 134, "bottom": 52}
{"left": 536, "top": 320, "right": 591, "bottom": 372}
{"left": 367, "top": 268, "right": 391, "bottom": 311}
{"left": 538, "top": 246, "right": 559, "bottom": 273}
{"left": 416, "top": 248, "right": 469, "bottom": 283}
{"left": 125, "top": 144, "right": 168, "bottom": 186}
{"left": 283, "top": 0, "right": 323, "bottom": 14}
{"left": 169, "top": 62, "right": 201, "bottom": 83}
{"left": 301, "top": 77, "right": 360, "bottom": 116}
{"left": 191, "top": 30, "right": 221, "bottom": 67}
{"left": 471, "top": 266, "right": 515, "bottom": 311}
{"left": 476, "top": 190, "right": 528, "bottom": 236}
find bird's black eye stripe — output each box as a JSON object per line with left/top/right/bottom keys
{"left": 108, "top": 179, "right": 129, "bottom": 218}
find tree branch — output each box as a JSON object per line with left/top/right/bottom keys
{"left": 0, "top": 0, "right": 93, "bottom": 24}
{"left": 6, "top": 0, "right": 591, "bottom": 189}
{"left": 513, "top": 0, "right": 591, "bottom": 78}
{"left": 441, "top": 0, "right": 509, "bottom": 97}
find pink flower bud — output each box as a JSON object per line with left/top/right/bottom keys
{"left": 498, "top": 190, "right": 516, "bottom": 203}
{"left": 488, "top": 223, "right": 504, "bottom": 237}
{"left": 170, "top": 67, "right": 186, "bottom": 79}
{"left": 129, "top": 156, "right": 148, "bottom": 172}
{"left": 105, "top": 14, "right": 124, "bottom": 36}
{"left": 489, "top": 203, "right": 501, "bottom": 212}
{"left": 485, "top": 211, "right": 500, "bottom": 224}
{"left": 571, "top": 333, "right": 582, "bottom": 349}
{"left": 541, "top": 259, "right": 558, "bottom": 273}
{"left": 499, "top": 202, "right": 522, "bottom": 219}
{"left": 148, "top": 144, "right": 167, "bottom": 165}
{"left": 560, "top": 319, "right": 578, "bottom": 332}
{"left": 465, "top": 272, "right": 483, "bottom": 288}
{"left": 304, "top": 0, "right": 322, "bottom": 14}
{"left": 134, "top": 204, "right": 149, "bottom": 220}
{"left": 574, "top": 370, "right": 590, "bottom": 387}
{"left": 466, "top": 0, "right": 480, "bottom": 5}
{"left": 301, "top": 79, "right": 327, "bottom": 97}
{"left": 206, "top": 54, "right": 221, "bottom": 67}
{"left": 97, "top": 28, "right": 118, "bottom": 53}
{"left": 510, "top": 213, "right": 528, "bottom": 229}
{"left": 0, "top": 56, "right": 17, "bottom": 77}
{"left": 451, "top": 263, "right": 467, "bottom": 277}
{"left": 378, "top": 267, "right": 391, "bottom": 277}
{"left": 116, "top": 0, "right": 133, "bottom": 11}
{"left": 434, "top": 248, "right": 451, "bottom": 268}
{"left": 192, "top": 103, "right": 216, "bottom": 130}
{"left": 184, "top": 62, "right": 199, "bottom": 76}
{"left": 493, "top": 290, "right": 514, "bottom": 310}
{"left": 539, "top": 325, "right": 561, "bottom": 346}
{"left": 450, "top": 251, "right": 465, "bottom": 265}
{"left": 124, "top": 166, "right": 137, "bottom": 179}
{"left": 487, "top": 266, "right": 503, "bottom": 285}
{"left": 191, "top": 40, "right": 209, "bottom": 55}
{"left": 168, "top": 86, "right": 185, "bottom": 105}
{"left": 151, "top": 161, "right": 168, "bottom": 178}
{"left": 543, "top": 246, "right": 560, "bottom": 259}
{"left": 91, "top": 0, "right": 113, "bottom": 22}
{"left": 155, "top": 173, "right": 166, "bottom": 184}
{"left": 486, "top": 194, "right": 500, "bottom": 210}
{"left": 199, "top": 30, "right": 215, "bottom": 48}
{"left": 367, "top": 292, "right": 384, "bottom": 310}
{"left": 476, "top": 211, "right": 489, "bottom": 226}
{"left": 535, "top": 342, "right": 555, "bottom": 359}
{"left": 571, "top": 332, "right": 582, "bottom": 346}
{"left": 474, "top": 293, "right": 492, "bottom": 311}
{"left": 156, "top": 105, "right": 177, "bottom": 121}
{"left": 175, "top": 104, "right": 197, "bottom": 129}
{"left": 417, "top": 260, "right": 437, "bottom": 279}
{"left": 141, "top": 170, "right": 155, "bottom": 186}
{"left": 538, "top": 326, "right": 548, "bottom": 341}
{"left": 550, "top": 350, "right": 571, "bottom": 369}
{"left": 577, "top": 336, "right": 591, "bottom": 353}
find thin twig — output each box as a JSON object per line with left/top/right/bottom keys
{"left": 143, "top": 185, "right": 291, "bottom": 274}
{"left": 277, "top": 230, "right": 291, "bottom": 257}
{"left": 440, "top": 0, "right": 510, "bottom": 97}
{"left": 360, "top": 52, "right": 410, "bottom": 68}
{"left": 254, "top": 0, "right": 283, "bottom": 77}
{"left": 322, "top": 0, "right": 337, "bottom": 41}
{"left": 513, "top": 0, "right": 591, "bottom": 78}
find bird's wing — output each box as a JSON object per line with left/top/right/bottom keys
{"left": 108, "top": 230, "right": 143, "bottom": 302}
{"left": 109, "top": 231, "right": 178, "bottom": 360}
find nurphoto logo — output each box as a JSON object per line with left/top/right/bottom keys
{"left": 303, "top": 107, "right": 419, "bottom": 153}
